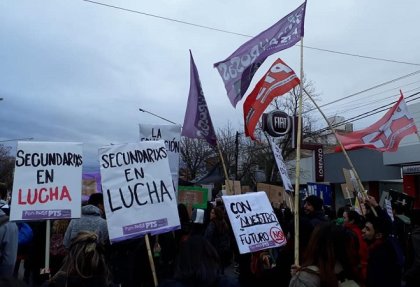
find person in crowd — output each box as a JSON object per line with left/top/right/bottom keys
{"left": 298, "top": 195, "right": 328, "bottom": 262}
{"left": 392, "top": 202, "right": 411, "bottom": 257}
{"left": 108, "top": 236, "right": 155, "bottom": 287}
{"left": 175, "top": 203, "right": 192, "bottom": 246}
{"left": 63, "top": 193, "right": 108, "bottom": 248}
{"left": 343, "top": 209, "right": 368, "bottom": 285}
{"left": 49, "top": 219, "right": 70, "bottom": 276}
{"left": 302, "top": 195, "right": 327, "bottom": 228}
{"left": 0, "top": 184, "right": 18, "bottom": 277}
{"left": 158, "top": 235, "right": 239, "bottom": 287}
{"left": 404, "top": 209, "right": 420, "bottom": 287}
{"left": 13, "top": 221, "right": 33, "bottom": 283}
{"left": 42, "top": 231, "right": 114, "bottom": 287}
{"left": 204, "top": 205, "right": 232, "bottom": 274}
{"left": 289, "top": 222, "right": 360, "bottom": 287}
{"left": 335, "top": 205, "right": 351, "bottom": 226}
{"left": 362, "top": 196, "right": 403, "bottom": 287}
{"left": 0, "top": 276, "right": 29, "bottom": 287}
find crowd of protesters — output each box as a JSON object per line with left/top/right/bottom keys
{"left": 1, "top": 182, "right": 420, "bottom": 287}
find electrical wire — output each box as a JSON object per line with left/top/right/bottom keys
{"left": 81, "top": 0, "right": 420, "bottom": 67}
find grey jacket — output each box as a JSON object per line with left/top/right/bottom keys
{"left": 63, "top": 205, "right": 109, "bottom": 248}
{"left": 0, "top": 209, "right": 18, "bottom": 277}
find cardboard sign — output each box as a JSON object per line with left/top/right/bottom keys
{"left": 341, "top": 183, "right": 354, "bottom": 199}
{"left": 99, "top": 141, "right": 180, "bottom": 243}
{"left": 139, "top": 124, "right": 181, "bottom": 192}
{"left": 342, "top": 168, "right": 356, "bottom": 192}
{"left": 178, "top": 186, "right": 208, "bottom": 216}
{"left": 256, "top": 183, "right": 284, "bottom": 204}
{"left": 222, "top": 192, "right": 287, "bottom": 254}
{"left": 10, "top": 141, "right": 83, "bottom": 221}
{"left": 224, "top": 180, "right": 241, "bottom": 195}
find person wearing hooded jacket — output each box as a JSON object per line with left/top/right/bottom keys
{"left": 0, "top": 184, "right": 19, "bottom": 277}
{"left": 63, "top": 193, "right": 108, "bottom": 248}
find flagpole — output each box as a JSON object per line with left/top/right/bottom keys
{"left": 216, "top": 140, "right": 232, "bottom": 194}
{"left": 303, "top": 88, "right": 377, "bottom": 217}
{"left": 293, "top": 36, "right": 304, "bottom": 267}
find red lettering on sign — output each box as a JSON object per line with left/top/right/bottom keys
{"left": 270, "top": 226, "right": 286, "bottom": 244}
{"left": 18, "top": 186, "right": 72, "bottom": 205}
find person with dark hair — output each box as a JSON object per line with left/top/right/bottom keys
{"left": 0, "top": 276, "right": 29, "bottom": 287}
{"left": 49, "top": 219, "right": 70, "bottom": 276}
{"left": 343, "top": 210, "right": 368, "bottom": 285}
{"left": 87, "top": 193, "right": 105, "bottom": 214}
{"left": 175, "top": 203, "right": 192, "bottom": 247}
{"left": 43, "top": 231, "right": 114, "bottom": 287}
{"left": 289, "top": 222, "right": 360, "bottom": 287}
{"left": 404, "top": 209, "right": 420, "bottom": 287}
{"left": 158, "top": 235, "right": 239, "bottom": 287}
{"left": 63, "top": 193, "right": 108, "bottom": 248}
{"left": 362, "top": 196, "right": 403, "bottom": 287}
{"left": 302, "top": 195, "right": 327, "bottom": 228}
{"left": 204, "top": 206, "right": 232, "bottom": 274}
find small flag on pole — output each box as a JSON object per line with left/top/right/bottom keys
{"left": 214, "top": 2, "right": 306, "bottom": 107}
{"left": 268, "top": 136, "right": 293, "bottom": 193}
{"left": 181, "top": 51, "right": 217, "bottom": 147}
{"left": 336, "top": 91, "right": 418, "bottom": 152}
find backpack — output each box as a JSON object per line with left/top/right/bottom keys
{"left": 17, "top": 222, "right": 33, "bottom": 246}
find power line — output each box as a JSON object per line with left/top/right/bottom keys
{"left": 309, "top": 92, "right": 420, "bottom": 135}
{"left": 311, "top": 70, "right": 420, "bottom": 112}
{"left": 82, "top": 0, "right": 420, "bottom": 67}
{"left": 322, "top": 85, "right": 420, "bottom": 115}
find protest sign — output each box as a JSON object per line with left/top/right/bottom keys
{"left": 224, "top": 180, "right": 241, "bottom": 195}
{"left": 222, "top": 192, "right": 287, "bottom": 254}
{"left": 10, "top": 141, "right": 83, "bottom": 221}
{"left": 307, "top": 182, "right": 332, "bottom": 206}
{"left": 178, "top": 186, "right": 208, "bottom": 216}
{"left": 139, "top": 124, "right": 181, "bottom": 192}
{"left": 99, "top": 141, "right": 180, "bottom": 243}
{"left": 341, "top": 183, "right": 354, "bottom": 199}
{"left": 256, "top": 183, "right": 284, "bottom": 205}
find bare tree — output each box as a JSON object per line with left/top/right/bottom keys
{"left": 179, "top": 138, "right": 215, "bottom": 181}
{"left": 0, "top": 145, "right": 14, "bottom": 188}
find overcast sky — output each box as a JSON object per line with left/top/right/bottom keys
{"left": 1, "top": 0, "right": 420, "bottom": 169}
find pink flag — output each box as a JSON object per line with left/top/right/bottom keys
{"left": 243, "top": 58, "right": 300, "bottom": 140}
{"left": 336, "top": 92, "right": 418, "bottom": 152}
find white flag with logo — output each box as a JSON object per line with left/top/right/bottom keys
{"left": 269, "top": 136, "right": 293, "bottom": 192}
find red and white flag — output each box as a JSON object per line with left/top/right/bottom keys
{"left": 336, "top": 91, "right": 418, "bottom": 152}
{"left": 243, "top": 58, "right": 300, "bottom": 140}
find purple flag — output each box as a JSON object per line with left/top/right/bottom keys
{"left": 214, "top": 1, "right": 306, "bottom": 107}
{"left": 181, "top": 51, "right": 217, "bottom": 147}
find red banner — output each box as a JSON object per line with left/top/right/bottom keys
{"left": 336, "top": 92, "right": 418, "bottom": 152}
{"left": 243, "top": 58, "right": 300, "bottom": 140}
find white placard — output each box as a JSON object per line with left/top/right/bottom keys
{"left": 222, "top": 192, "right": 287, "bottom": 254}
{"left": 139, "top": 124, "right": 181, "bottom": 192}
{"left": 99, "top": 141, "right": 180, "bottom": 243}
{"left": 10, "top": 141, "right": 83, "bottom": 221}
